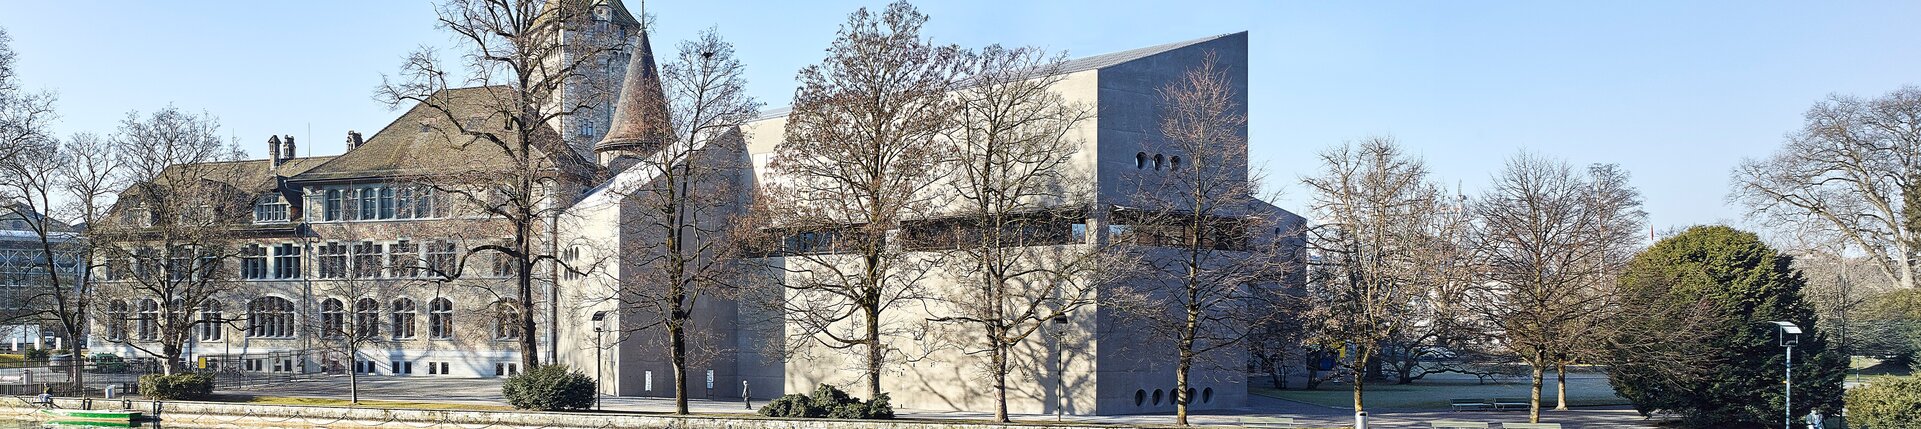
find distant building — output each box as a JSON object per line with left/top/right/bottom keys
{"left": 0, "top": 202, "right": 84, "bottom": 350}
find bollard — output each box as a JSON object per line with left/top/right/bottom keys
{"left": 1355, "top": 411, "right": 1369, "bottom": 429}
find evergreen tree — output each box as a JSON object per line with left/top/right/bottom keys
{"left": 1607, "top": 225, "right": 1846, "bottom": 427}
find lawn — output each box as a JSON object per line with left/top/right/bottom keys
{"left": 1252, "top": 375, "right": 1630, "bottom": 410}
{"left": 206, "top": 394, "right": 514, "bottom": 411}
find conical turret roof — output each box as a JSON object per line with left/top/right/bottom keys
{"left": 595, "top": 29, "right": 673, "bottom": 157}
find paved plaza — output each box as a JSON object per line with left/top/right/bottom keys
{"left": 215, "top": 376, "right": 1663, "bottom": 428}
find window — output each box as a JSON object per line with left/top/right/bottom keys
{"left": 352, "top": 242, "right": 384, "bottom": 278}
{"left": 414, "top": 187, "right": 442, "bottom": 219}
{"left": 254, "top": 195, "right": 288, "bottom": 223}
{"left": 320, "top": 298, "right": 345, "bottom": 339}
{"left": 495, "top": 362, "right": 520, "bottom": 377}
{"left": 354, "top": 298, "right": 380, "bottom": 339}
{"left": 1153, "top": 154, "right": 1164, "bottom": 170}
{"left": 324, "top": 189, "right": 348, "bottom": 221}
{"left": 198, "top": 301, "right": 224, "bottom": 342}
{"left": 492, "top": 299, "right": 521, "bottom": 340}
{"left": 1170, "top": 155, "right": 1182, "bottom": 171}
{"left": 561, "top": 247, "right": 583, "bottom": 280}
{"left": 240, "top": 245, "right": 268, "bottom": 279}
{"left": 388, "top": 241, "right": 419, "bottom": 277}
{"left": 578, "top": 120, "right": 596, "bottom": 137}
{"left": 165, "top": 247, "right": 192, "bottom": 281}
{"left": 377, "top": 187, "right": 396, "bottom": 219}
{"left": 105, "top": 300, "right": 128, "bottom": 341}
{"left": 246, "top": 297, "right": 296, "bottom": 338}
{"left": 1136, "top": 152, "right": 1147, "bottom": 169}
{"left": 104, "top": 256, "right": 129, "bottom": 281}
{"left": 390, "top": 298, "right": 417, "bottom": 339}
{"left": 490, "top": 251, "right": 518, "bottom": 278}
{"left": 358, "top": 187, "right": 379, "bottom": 220}
{"left": 317, "top": 242, "right": 346, "bottom": 279}
{"left": 428, "top": 298, "right": 453, "bottom": 339}
{"left": 395, "top": 187, "right": 414, "bottom": 219}
{"left": 356, "top": 360, "right": 377, "bottom": 374}
{"left": 392, "top": 361, "right": 413, "bottom": 375}
{"left": 136, "top": 299, "right": 159, "bottom": 341}
{"left": 1153, "top": 389, "right": 1164, "bottom": 406}
{"left": 426, "top": 361, "right": 449, "bottom": 375}
{"left": 272, "top": 244, "right": 302, "bottom": 279}
{"left": 426, "top": 242, "right": 457, "bottom": 278}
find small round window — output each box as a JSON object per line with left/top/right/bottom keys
{"left": 1135, "top": 152, "right": 1147, "bottom": 169}
{"left": 1153, "top": 154, "right": 1164, "bottom": 170}
{"left": 1153, "top": 389, "right": 1164, "bottom": 405}
{"left": 1135, "top": 389, "right": 1146, "bottom": 407}
{"left": 1170, "top": 156, "right": 1182, "bottom": 170}
{"left": 1203, "top": 387, "right": 1214, "bottom": 403}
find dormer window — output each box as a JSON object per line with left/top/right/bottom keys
{"left": 254, "top": 195, "right": 289, "bottom": 223}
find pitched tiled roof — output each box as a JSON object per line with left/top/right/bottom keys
{"left": 293, "top": 86, "right": 592, "bottom": 183}
{"left": 595, "top": 27, "right": 672, "bottom": 155}
{"left": 155, "top": 156, "right": 336, "bottom": 193}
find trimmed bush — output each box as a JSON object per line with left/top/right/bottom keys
{"left": 23, "top": 348, "right": 48, "bottom": 360}
{"left": 756, "top": 384, "right": 893, "bottom": 419}
{"left": 501, "top": 364, "right": 595, "bottom": 411}
{"left": 1848, "top": 377, "right": 1921, "bottom": 428}
{"left": 90, "top": 353, "right": 127, "bottom": 373}
{"left": 137, "top": 373, "right": 214, "bottom": 400}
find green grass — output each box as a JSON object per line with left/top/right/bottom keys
{"left": 1252, "top": 376, "right": 1630, "bottom": 410}
{"left": 204, "top": 394, "right": 514, "bottom": 411}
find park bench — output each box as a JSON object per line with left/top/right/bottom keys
{"left": 1240, "top": 416, "right": 1297, "bottom": 428}
{"left": 1429, "top": 420, "right": 1487, "bottom": 428}
{"left": 1491, "top": 398, "right": 1531, "bottom": 411}
{"left": 1501, "top": 423, "right": 1561, "bottom": 429}
{"left": 1450, "top": 398, "right": 1493, "bottom": 412}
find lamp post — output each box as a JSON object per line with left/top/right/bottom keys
{"left": 1052, "top": 314, "right": 1069, "bottom": 422}
{"left": 592, "top": 311, "right": 607, "bottom": 411}
{"left": 1769, "top": 321, "right": 1801, "bottom": 429}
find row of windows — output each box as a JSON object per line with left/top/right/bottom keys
{"left": 316, "top": 185, "right": 446, "bottom": 222}
{"left": 99, "top": 296, "right": 518, "bottom": 342}
{"left": 120, "top": 241, "right": 494, "bottom": 282}
{"left": 1135, "top": 152, "right": 1184, "bottom": 171}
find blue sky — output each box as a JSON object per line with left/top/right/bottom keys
{"left": 5, "top": 1, "right": 1920, "bottom": 231}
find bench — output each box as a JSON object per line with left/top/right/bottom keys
{"left": 1241, "top": 416, "right": 1297, "bottom": 428}
{"left": 1430, "top": 420, "right": 1487, "bottom": 428}
{"left": 1501, "top": 423, "right": 1561, "bottom": 429}
{"left": 1451, "top": 398, "right": 1492, "bottom": 412}
{"left": 1491, "top": 398, "right": 1531, "bottom": 411}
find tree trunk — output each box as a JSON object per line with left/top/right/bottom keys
{"left": 865, "top": 302, "right": 883, "bottom": 400}
{"left": 1529, "top": 361, "right": 1544, "bottom": 423}
{"left": 1175, "top": 348, "right": 1192, "bottom": 426}
{"left": 518, "top": 238, "right": 540, "bottom": 370}
{"left": 68, "top": 348, "right": 84, "bottom": 392}
{"left": 1352, "top": 349, "right": 1368, "bottom": 415}
{"left": 1554, "top": 362, "right": 1568, "bottom": 411}
{"left": 348, "top": 349, "right": 360, "bottom": 405}
{"left": 992, "top": 339, "right": 1009, "bottom": 422}
{"left": 671, "top": 323, "right": 689, "bottom": 415}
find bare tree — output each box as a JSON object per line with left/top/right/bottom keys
{"left": 754, "top": 0, "right": 964, "bottom": 398}
{"left": 94, "top": 107, "right": 248, "bottom": 374}
{"left": 376, "top": 0, "right": 622, "bottom": 369}
{"left": 916, "top": 45, "right": 1108, "bottom": 422}
{"left": 1732, "top": 86, "right": 1921, "bottom": 289}
{"left": 1299, "top": 137, "right": 1469, "bottom": 416}
{"left": 602, "top": 28, "right": 760, "bottom": 415}
{"left": 0, "top": 27, "right": 58, "bottom": 165}
{"left": 1470, "top": 154, "right": 1644, "bottom": 422}
{"left": 1111, "top": 53, "right": 1286, "bottom": 426}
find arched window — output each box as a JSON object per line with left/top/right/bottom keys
{"left": 493, "top": 299, "right": 521, "bottom": 340}
{"left": 1202, "top": 387, "right": 1214, "bottom": 404}
{"left": 428, "top": 298, "right": 453, "bottom": 339}
{"left": 1169, "top": 155, "right": 1182, "bottom": 171}
{"left": 354, "top": 298, "right": 380, "bottom": 339}
{"left": 320, "top": 298, "right": 345, "bottom": 339}
{"left": 1152, "top": 388, "right": 1164, "bottom": 406}
{"left": 198, "top": 301, "right": 224, "bottom": 342}
{"left": 391, "top": 298, "right": 417, "bottom": 339}
{"left": 1135, "top": 152, "right": 1147, "bottom": 169}
{"left": 246, "top": 297, "right": 295, "bottom": 338}
{"left": 1152, "top": 154, "right": 1164, "bottom": 171}
{"left": 1134, "top": 389, "right": 1146, "bottom": 407}
{"left": 136, "top": 299, "right": 160, "bottom": 341}
{"left": 105, "top": 300, "right": 129, "bottom": 341}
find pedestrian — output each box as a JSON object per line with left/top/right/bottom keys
{"left": 742, "top": 380, "right": 753, "bottom": 410}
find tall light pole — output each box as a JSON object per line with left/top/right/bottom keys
{"left": 1052, "top": 315, "right": 1069, "bottom": 421}
{"left": 1769, "top": 321, "right": 1801, "bottom": 429}
{"left": 592, "top": 311, "right": 607, "bottom": 411}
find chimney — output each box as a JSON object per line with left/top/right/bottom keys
{"left": 346, "top": 130, "right": 364, "bottom": 151}
{"left": 268, "top": 135, "right": 284, "bottom": 167}
{"left": 282, "top": 135, "right": 297, "bottom": 161}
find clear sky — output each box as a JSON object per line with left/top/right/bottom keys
{"left": 4, "top": 1, "right": 1920, "bottom": 231}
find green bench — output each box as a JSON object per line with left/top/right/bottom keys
{"left": 1491, "top": 397, "right": 1531, "bottom": 411}
{"left": 1502, "top": 423, "right": 1561, "bottom": 429}
{"left": 1240, "top": 416, "right": 1297, "bottom": 428}
{"left": 1450, "top": 398, "right": 1492, "bottom": 412}
{"left": 1430, "top": 420, "right": 1487, "bottom": 428}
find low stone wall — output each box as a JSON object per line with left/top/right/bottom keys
{"left": 4, "top": 397, "right": 1143, "bottom": 429}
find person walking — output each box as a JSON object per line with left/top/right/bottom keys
{"left": 742, "top": 380, "right": 753, "bottom": 410}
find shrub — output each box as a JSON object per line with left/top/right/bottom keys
{"left": 501, "top": 364, "right": 595, "bottom": 411}
{"left": 90, "top": 354, "right": 127, "bottom": 374}
{"left": 137, "top": 373, "right": 214, "bottom": 400}
{"left": 23, "top": 348, "right": 48, "bottom": 360}
{"left": 1848, "top": 377, "right": 1921, "bottom": 428}
{"left": 756, "top": 384, "right": 893, "bottom": 420}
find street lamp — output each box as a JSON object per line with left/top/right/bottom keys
{"left": 1052, "top": 315, "right": 1069, "bottom": 422}
{"left": 1769, "top": 321, "right": 1801, "bottom": 429}
{"left": 592, "top": 311, "right": 607, "bottom": 411}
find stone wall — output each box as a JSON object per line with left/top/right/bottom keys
{"left": 4, "top": 398, "right": 1145, "bottom": 429}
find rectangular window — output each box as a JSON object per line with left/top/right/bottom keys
{"left": 317, "top": 243, "right": 347, "bottom": 279}
{"left": 254, "top": 195, "right": 288, "bottom": 223}
{"left": 645, "top": 370, "right": 653, "bottom": 391}
{"left": 416, "top": 187, "right": 441, "bottom": 218}
{"left": 272, "top": 244, "right": 302, "bottom": 279}
{"left": 240, "top": 245, "right": 268, "bottom": 279}
{"left": 491, "top": 251, "right": 518, "bottom": 278}
{"left": 388, "top": 240, "right": 419, "bottom": 278}
{"left": 324, "top": 189, "right": 345, "bottom": 221}
{"left": 359, "top": 187, "right": 379, "bottom": 220}
{"left": 378, "top": 187, "right": 396, "bottom": 219}
{"left": 393, "top": 361, "right": 412, "bottom": 375}
{"left": 395, "top": 187, "right": 414, "bottom": 219}
{"left": 426, "top": 242, "right": 456, "bottom": 277}
{"left": 352, "top": 242, "right": 384, "bottom": 278}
